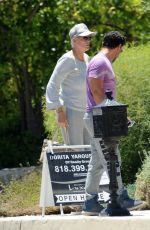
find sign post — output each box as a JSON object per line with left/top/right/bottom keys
{"left": 39, "top": 144, "right": 109, "bottom": 216}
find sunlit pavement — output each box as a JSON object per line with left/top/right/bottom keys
{"left": 0, "top": 210, "right": 150, "bottom": 230}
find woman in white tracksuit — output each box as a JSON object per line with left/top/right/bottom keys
{"left": 46, "top": 23, "right": 96, "bottom": 145}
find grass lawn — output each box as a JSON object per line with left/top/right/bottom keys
{"left": 0, "top": 169, "right": 80, "bottom": 217}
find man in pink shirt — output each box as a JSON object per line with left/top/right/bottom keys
{"left": 82, "top": 31, "right": 143, "bottom": 215}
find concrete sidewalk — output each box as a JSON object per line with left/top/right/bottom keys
{"left": 0, "top": 210, "right": 150, "bottom": 230}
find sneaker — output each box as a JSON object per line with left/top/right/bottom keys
{"left": 82, "top": 195, "right": 104, "bottom": 216}
{"left": 118, "top": 189, "right": 144, "bottom": 211}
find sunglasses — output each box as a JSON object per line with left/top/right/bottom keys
{"left": 80, "top": 36, "right": 92, "bottom": 41}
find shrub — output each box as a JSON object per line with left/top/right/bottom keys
{"left": 135, "top": 150, "right": 150, "bottom": 208}
{"left": 0, "top": 131, "right": 43, "bottom": 168}
{"left": 114, "top": 43, "right": 150, "bottom": 183}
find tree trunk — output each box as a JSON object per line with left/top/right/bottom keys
{"left": 13, "top": 59, "right": 43, "bottom": 135}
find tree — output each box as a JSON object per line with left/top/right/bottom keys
{"left": 0, "top": 0, "right": 150, "bottom": 168}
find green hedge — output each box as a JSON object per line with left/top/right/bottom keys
{"left": 114, "top": 43, "right": 150, "bottom": 183}
{"left": 135, "top": 150, "right": 150, "bottom": 206}
{"left": 0, "top": 130, "right": 43, "bottom": 169}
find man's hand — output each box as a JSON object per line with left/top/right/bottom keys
{"left": 127, "top": 117, "right": 135, "bottom": 127}
{"left": 56, "top": 107, "right": 68, "bottom": 128}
